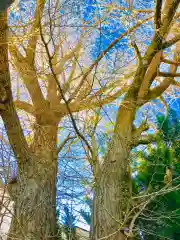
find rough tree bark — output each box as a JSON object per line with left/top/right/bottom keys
{"left": 92, "top": 103, "right": 136, "bottom": 240}
{"left": 7, "top": 123, "right": 59, "bottom": 240}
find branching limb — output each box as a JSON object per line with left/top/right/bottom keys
{"left": 62, "top": 47, "right": 82, "bottom": 95}
{"left": 10, "top": 49, "right": 46, "bottom": 110}
{"left": 138, "top": 1, "right": 180, "bottom": 101}
{"left": 144, "top": 77, "right": 172, "bottom": 101}
{"left": 46, "top": 38, "right": 84, "bottom": 103}
{"left": 158, "top": 71, "right": 180, "bottom": 77}
{"left": 46, "top": 75, "right": 60, "bottom": 106}
{"left": 14, "top": 100, "right": 35, "bottom": 115}
{"left": 141, "top": 44, "right": 180, "bottom": 103}
{"left": 52, "top": 39, "right": 84, "bottom": 76}
{"left": 131, "top": 41, "right": 142, "bottom": 63}
{"left": 56, "top": 134, "right": 76, "bottom": 154}
{"left": 39, "top": 19, "right": 93, "bottom": 156}
{"left": 132, "top": 119, "right": 149, "bottom": 140}
{"left": 9, "top": 45, "right": 25, "bottom": 63}
{"left": 138, "top": 51, "right": 162, "bottom": 100}
{"left": 69, "top": 72, "right": 94, "bottom": 102}
{"left": 161, "top": 58, "right": 180, "bottom": 66}
{"left": 144, "top": 57, "right": 180, "bottom": 101}
{"left": 132, "top": 119, "right": 158, "bottom": 147}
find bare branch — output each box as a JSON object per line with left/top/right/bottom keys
{"left": 56, "top": 135, "right": 76, "bottom": 154}
{"left": 26, "top": 0, "right": 46, "bottom": 62}
{"left": 14, "top": 100, "right": 35, "bottom": 115}
{"left": 79, "top": 15, "right": 152, "bottom": 82}
{"left": 162, "top": 34, "right": 180, "bottom": 49}
{"left": 131, "top": 41, "right": 142, "bottom": 63}
{"left": 138, "top": 52, "right": 162, "bottom": 100}
{"left": 128, "top": 199, "right": 152, "bottom": 238}
{"left": 158, "top": 71, "right": 180, "bottom": 77}
{"left": 141, "top": 42, "right": 180, "bottom": 103}
{"left": 52, "top": 39, "right": 84, "bottom": 76}
{"left": 161, "top": 57, "right": 180, "bottom": 65}
{"left": 154, "top": 0, "right": 162, "bottom": 29}
{"left": 159, "top": 96, "right": 168, "bottom": 119}
{"left": 144, "top": 77, "right": 172, "bottom": 101}
{"left": 67, "top": 85, "right": 129, "bottom": 114}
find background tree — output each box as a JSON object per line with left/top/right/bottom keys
{"left": 132, "top": 108, "right": 180, "bottom": 239}
{"left": 80, "top": 197, "right": 92, "bottom": 226}
{"left": 61, "top": 206, "right": 77, "bottom": 240}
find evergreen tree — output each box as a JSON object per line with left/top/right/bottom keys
{"left": 133, "top": 109, "right": 180, "bottom": 239}
{"left": 80, "top": 197, "right": 92, "bottom": 226}
{"left": 62, "top": 206, "right": 77, "bottom": 240}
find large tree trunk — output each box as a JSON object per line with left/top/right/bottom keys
{"left": 92, "top": 105, "right": 135, "bottom": 240}
{"left": 7, "top": 124, "right": 59, "bottom": 240}
{"left": 92, "top": 137, "right": 132, "bottom": 240}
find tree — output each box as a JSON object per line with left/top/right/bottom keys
{"left": 80, "top": 197, "right": 92, "bottom": 226}
{"left": 133, "top": 109, "right": 180, "bottom": 239}
{"left": 61, "top": 206, "right": 77, "bottom": 240}
{"left": 89, "top": 2, "right": 180, "bottom": 240}
{"left": 0, "top": 1, "right": 180, "bottom": 239}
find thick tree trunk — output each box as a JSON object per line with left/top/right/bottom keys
{"left": 7, "top": 124, "right": 59, "bottom": 240}
{"left": 7, "top": 169, "right": 57, "bottom": 240}
{"left": 92, "top": 104, "right": 135, "bottom": 240}
{"left": 92, "top": 137, "right": 132, "bottom": 240}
